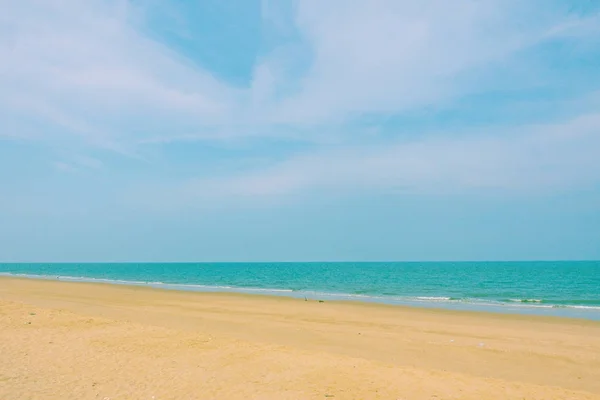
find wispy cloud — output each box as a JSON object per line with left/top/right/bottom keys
{"left": 3, "top": 1, "right": 598, "bottom": 146}
{"left": 130, "top": 110, "right": 600, "bottom": 209}
{"left": 53, "top": 161, "right": 78, "bottom": 174}
{"left": 2, "top": 0, "right": 600, "bottom": 203}
{"left": 251, "top": 0, "right": 600, "bottom": 127}
{"left": 1, "top": 0, "right": 235, "bottom": 151}
{"left": 53, "top": 155, "right": 104, "bottom": 174}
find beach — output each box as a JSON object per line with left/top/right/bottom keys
{"left": 1, "top": 277, "right": 599, "bottom": 400}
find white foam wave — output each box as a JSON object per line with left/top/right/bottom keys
{"left": 414, "top": 296, "right": 452, "bottom": 301}
{"left": 509, "top": 299, "right": 543, "bottom": 303}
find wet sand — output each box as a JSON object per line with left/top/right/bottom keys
{"left": 1, "top": 277, "right": 599, "bottom": 399}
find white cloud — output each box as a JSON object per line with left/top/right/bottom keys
{"left": 2, "top": 0, "right": 600, "bottom": 206}
{"left": 254, "top": 0, "right": 600, "bottom": 126}
{"left": 52, "top": 155, "right": 104, "bottom": 174}
{"left": 159, "top": 111, "right": 600, "bottom": 201}
{"left": 53, "top": 161, "right": 77, "bottom": 173}
{"left": 3, "top": 0, "right": 597, "bottom": 149}
{"left": 0, "top": 0, "right": 236, "bottom": 149}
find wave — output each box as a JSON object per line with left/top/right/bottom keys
{"left": 508, "top": 298, "right": 543, "bottom": 303}
{"left": 2, "top": 272, "right": 600, "bottom": 314}
{"left": 413, "top": 296, "right": 452, "bottom": 301}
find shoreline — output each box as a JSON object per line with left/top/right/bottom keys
{"left": 2, "top": 277, "right": 600, "bottom": 399}
{"left": 0, "top": 275, "right": 588, "bottom": 322}
{"left": 2, "top": 272, "right": 600, "bottom": 321}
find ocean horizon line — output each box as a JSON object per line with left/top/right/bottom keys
{"left": 1, "top": 259, "right": 599, "bottom": 264}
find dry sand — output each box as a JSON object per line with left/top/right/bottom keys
{"left": 1, "top": 277, "right": 599, "bottom": 400}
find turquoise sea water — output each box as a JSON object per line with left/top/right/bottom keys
{"left": 1, "top": 261, "right": 599, "bottom": 320}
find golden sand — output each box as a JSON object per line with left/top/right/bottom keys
{"left": 1, "top": 277, "right": 599, "bottom": 399}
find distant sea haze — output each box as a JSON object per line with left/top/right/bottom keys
{"left": 2, "top": 261, "right": 599, "bottom": 320}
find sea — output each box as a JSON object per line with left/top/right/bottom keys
{"left": 1, "top": 261, "right": 599, "bottom": 320}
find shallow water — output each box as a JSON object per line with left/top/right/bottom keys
{"left": 2, "top": 261, "right": 599, "bottom": 320}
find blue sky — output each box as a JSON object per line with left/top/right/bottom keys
{"left": 1, "top": 0, "right": 600, "bottom": 262}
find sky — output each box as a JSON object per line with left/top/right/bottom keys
{"left": 1, "top": 0, "right": 600, "bottom": 262}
